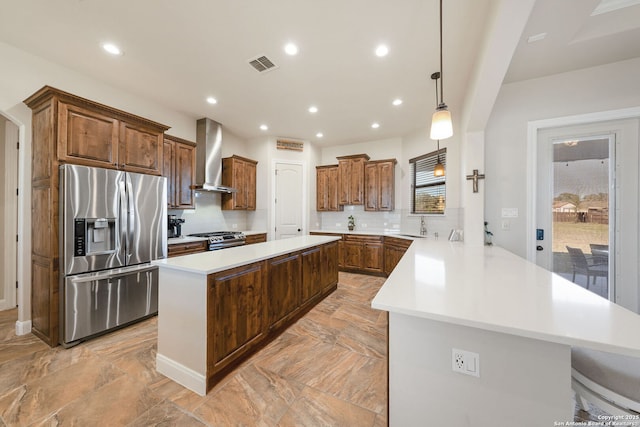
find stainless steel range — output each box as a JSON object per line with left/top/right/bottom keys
{"left": 188, "top": 231, "right": 246, "bottom": 251}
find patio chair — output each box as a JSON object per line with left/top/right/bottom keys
{"left": 589, "top": 244, "right": 609, "bottom": 265}
{"left": 566, "top": 246, "right": 608, "bottom": 289}
{"left": 572, "top": 347, "right": 640, "bottom": 417}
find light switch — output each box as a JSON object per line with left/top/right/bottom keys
{"left": 501, "top": 208, "right": 518, "bottom": 218}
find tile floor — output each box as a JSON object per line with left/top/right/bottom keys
{"left": 0, "top": 272, "right": 607, "bottom": 426}
{"left": 0, "top": 273, "right": 387, "bottom": 426}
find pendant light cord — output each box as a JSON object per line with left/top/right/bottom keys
{"left": 439, "top": 0, "right": 444, "bottom": 106}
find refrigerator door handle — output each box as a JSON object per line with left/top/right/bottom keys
{"left": 67, "top": 263, "right": 157, "bottom": 284}
{"left": 126, "top": 173, "right": 134, "bottom": 264}
{"left": 119, "top": 177, "right": 128, "bottom": 263}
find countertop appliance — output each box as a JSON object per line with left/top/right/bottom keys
{"left": 168, "top": 215, "right": 185, "bottom": 238}
{"left": 60, "top": 164, "right": 167, "bottom": 347}
{"left": 188, "top": 231, "right": 246, "bottom": 250}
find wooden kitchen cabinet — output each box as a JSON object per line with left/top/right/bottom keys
{"left": 343, "top": 234, "right": 384, "bottom": 274}
{"left": 316, "top": 165, "right": 342, "bottom": 211}
{"left": 167, "top": 240, "right": 207, "bottom": 257}
{"left": 245, "top": 233, "right": 267, "bottom": 245}
{"left": 320, "top": 241, "right": 339, "bottom": 292}
{"left": 163, "top": 135, "right": 196, "bottom": 209}
{"left": 384, "top": 236, "right": 412, "bottom": 275}
{"left": 207, "top": 261, "right": 268, "bottom": 375}
{"left": 268, "top": 252, "right": 302, "bottom": 329}
{"left": 364, "top": 159, "right": 397, "bottom": 211}
{"left": 301, "top": 246, "right": 323, "bottom": 303}
{"left": 24, "top": 86, "right": 169, "bottom": 346}
{"left": 57, "top": 99, "right": 165, "bottom": 176}
{"left": 222, "top": 155, "right": 258, "bottom": 210}
{"left": 337, "top": 154, "right": 370, "bottom": 205}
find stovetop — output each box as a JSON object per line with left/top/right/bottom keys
{"left": 189, "top": 231, "right": 243, "bottom": 238}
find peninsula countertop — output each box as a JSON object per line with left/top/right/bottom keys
{"left": 372, "top": 239, "right": 640, "bottom": 357}
{"left": 154, "top": 235, "right": 340, "bottom": 275}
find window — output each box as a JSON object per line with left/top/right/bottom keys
{"left": 410, "top": 148, "right": 446, "bottom": 214}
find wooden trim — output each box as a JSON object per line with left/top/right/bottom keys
{"left": 336, "top": 153, "right": 370, "bottom": 161}
{"left": 24, "top": 85, "right": 170, "bottom": 132}
{"left": 225, "top": 154, "right": 258, "bottom": 165}
{"left": 164, "top": 134, "right": 197, "bottom": 146}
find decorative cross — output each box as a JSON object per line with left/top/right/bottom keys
{"left": 466, "top": 169, "right": 485, "bottom": 193}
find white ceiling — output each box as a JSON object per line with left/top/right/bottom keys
{"left": 1, "top": 0, "right": 639, "bottom": 145}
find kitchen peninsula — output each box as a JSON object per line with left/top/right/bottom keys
{"left": 372, "top": 240, "right": 640, "bottom": 426}
{"left": 152, "top": 235, "right": 340, "bottom": 395}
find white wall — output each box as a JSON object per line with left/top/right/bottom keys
{"left": 317, "top": 133, "right": 463, "bottom": 237}
{"left": 485, "top": 58, "right": 640, "bottom": 311}
{"left": 0, "top": 117, "right": 6, "bottom": 302}
{"left": 486, "top": 57, "right": 640, "bottom": 257}
{"left": 0, "top": 41, "right": 245, "bottom": 328}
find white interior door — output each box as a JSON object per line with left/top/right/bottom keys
{"left": 274, "top": 162, "right": 304, "bottom": 240}
{"left": 535, "top": 119, "right": 639, "bottom": 310}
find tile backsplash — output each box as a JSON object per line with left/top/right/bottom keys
{"left": 317, "top": 206, "right": 463, "bottom": 239}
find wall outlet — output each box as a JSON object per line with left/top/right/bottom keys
{"left": 452, "top": 348, "right": 480, "bottom": 377}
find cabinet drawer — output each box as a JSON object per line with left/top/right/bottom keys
{"left": 344, "top": 234, "right": 383, "bottom": 243}
{"left": 168, "top": 241, "right": 207, "bottom": 257}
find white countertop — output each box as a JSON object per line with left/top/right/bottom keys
{"left": 372, "top": 239, "right": 640, "bottom": 356}
{"left": 155, "top": 235, "right": 340, "bottom": 275}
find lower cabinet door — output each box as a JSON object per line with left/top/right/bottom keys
{"left": 302, "top": 246, "right": 323, "bottom": 303}
{"left": 208, "top": 261, "right": 267, "bottom": 369}
{"left": 267, "top": 253, "right": 302, "bottom": 328}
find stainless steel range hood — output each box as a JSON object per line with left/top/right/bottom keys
{"left": 194, "top": 118, "right": 236, "bottom": 193}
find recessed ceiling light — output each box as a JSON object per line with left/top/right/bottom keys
{"left": 284, "top": 43, "right": 299, "bottom": 56}
{"left": 375, "top": 44, "right": 389, "bottom": 57}
{"left": 308, "top": 106, "right": 318, "bottom": 113}
{"left": 206, "top": 97, "right": 217, "bottom": 105}
{"left": 102, "top": 43, "right": 123, "bottom": 56}
{"left": 316, "top": 132, "right": 323, "bottom": 138}
{"left": 371, "top": 122, "right": 380, "bottom": 129}
{"left": 260, "top": 124, "right": 268, "bottom": 131}
{"left": 392, "top": 99, "right": 403, "bottom": 106}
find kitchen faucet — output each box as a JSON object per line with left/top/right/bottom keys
{"left": 420, "top": 216, "right": 427, "bottom": 236}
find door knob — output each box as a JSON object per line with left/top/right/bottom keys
{"left": 536, "top": 245, "right": 543, "bottom": 251}
{"left": 297, "top": 228, "right": 301, "bottom": 232}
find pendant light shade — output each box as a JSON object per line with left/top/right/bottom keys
{"left": 434, "top": 160, "right": 445, "bottom": 177}
{"left": 430, "top": 0, "right": 453, "bottom": 140}
{"left": 430, "top": 105, "right": 452, "bottom": 140}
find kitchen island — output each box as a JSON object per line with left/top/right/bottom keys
{"left": 152, "top": 235, "right": 340, "bottom": 395}
{"left": 372, "top": 240, "right": 640, "bottom": 427}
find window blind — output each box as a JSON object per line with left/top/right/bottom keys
{"left": 410, "top": 149, "right": 446, "bottom": 214}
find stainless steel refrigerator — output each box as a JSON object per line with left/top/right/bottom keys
{"left": 59, "top": 164, "right": 167, "bottom": 346}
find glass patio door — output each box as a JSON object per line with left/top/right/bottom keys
{"left": 536, "top": 128, "right": 614, "bottom": 299}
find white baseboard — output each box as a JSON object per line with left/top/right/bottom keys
{"left": 15, "top": 319, "right": 32, "bottom": 336}
{"left": 156, "top": 353, "right": 207, "bottom": 396}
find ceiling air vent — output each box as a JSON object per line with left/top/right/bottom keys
{"left": 248, "top": 55, "right": 278, "bottom": 73}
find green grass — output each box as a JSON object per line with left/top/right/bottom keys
{"left": 552, "top": 221, "right": 608, "bottom": 253}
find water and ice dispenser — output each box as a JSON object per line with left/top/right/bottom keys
{"left": 74, "top": 218, "right": 117, "bottom": 256}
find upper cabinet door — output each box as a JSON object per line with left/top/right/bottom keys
{"left": 58, "top": 102, "right": 119, "bottom": 168}
{"left": 119, "top": 121, "right": 163, "bottom": 175}
{"left": 175, "top": 142, "right": 196, "bottom": 208}
{"left": 349, "top": 157, "right": 366, "bottom": 205}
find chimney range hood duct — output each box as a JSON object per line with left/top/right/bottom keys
{"left": 194, "top": 118, "right": 236, "bottom": 193}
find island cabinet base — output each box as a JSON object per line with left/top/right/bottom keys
{"left": 157, "top": 240, "right": 339, "bottom": 395}
{"left": 388, "top": 313, "right": 573, "bottom": 427}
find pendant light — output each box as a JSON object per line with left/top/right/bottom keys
{"left": 430, "top": 0, "right": 453, "bottom": 140}
{"left": 431, "top": 72, "right": 445, "bottom": 177}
